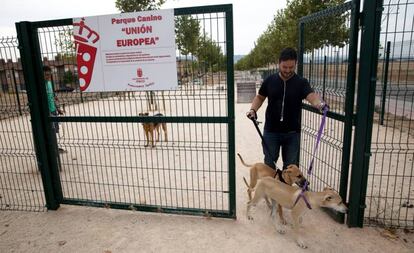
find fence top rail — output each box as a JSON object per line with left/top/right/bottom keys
{"left": 15, "top": 4, "right": 233, "bottom": 29}
{"left": 299, "top": 1, "right": 353, "bottom": 24}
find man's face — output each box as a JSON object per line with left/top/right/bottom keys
{"left": 279, "top": 59, "right": 296, "bottom": 80}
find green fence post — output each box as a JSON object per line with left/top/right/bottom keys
{"left": 339, "top": 0, "right": 360, "bottom": 225}
{"left": 16, "top": 21, "right": 62, "bottom": 210}
{"left": 380, "top": 41, "right": 391, "bottom": 125}
{"left": 225, "top": 4, "right": 236, "bottom": 219}
{"left": 348, "top": 0, "right": 384, "bottom": 228}
{"left": 297, "top": 22, "right": 305, "bottom": 77}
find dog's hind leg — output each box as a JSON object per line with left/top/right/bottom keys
{"left": 144, "top": 131, "right": 149, "bottom": 147}
{"left": 156, "top": 126, "right": 160, "bottom": 142}
{"left": 162, "top": 123, "right": 168, "bottom": 142}
{"left": 278, "top": 204, "right": 287, "bottom": 225}
{"left": 242, "top": 177, "right": 253, "bottom": 201}
{"left": 246, "top": 181, "right": 266, "bottom": 220}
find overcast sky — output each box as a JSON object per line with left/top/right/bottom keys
{"left": 0, "top": 0, "right": 286, "bottom": 55}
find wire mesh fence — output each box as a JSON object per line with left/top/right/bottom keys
{"left": 365, "top": 0, "right": 414, "bottom": 228}
{"left": 27, "top": 7, "right": 234, "bottom": 217}
{"left": 299, "top": 2, "right": 355, "bottom": 202}
{"left": 0, "top": 36, "right": 46, "bottom": 212}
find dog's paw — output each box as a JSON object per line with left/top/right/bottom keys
{"left": 276, "top": 227, "right": 286, "bottom": 234}
{"left": 276, "top": 224, "right": 286, "bottom": 235}
{"left": 296, "top": 239, "right": 307, "bottom": 249}
{"left": 247, "top": 215, "right": 254, "bottom": 220}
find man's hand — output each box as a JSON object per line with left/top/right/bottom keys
{"left": 318, "top": 101, "right": 329, "bottom": 113}
{"left": 246, "top": 109, "right": 257, "bottom": 120}
{"left": 57, "top": 107, "right": 64, "bottom": 115}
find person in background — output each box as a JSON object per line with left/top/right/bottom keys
{"left": 43, "top": 65, "right": 66, "bottom": 154}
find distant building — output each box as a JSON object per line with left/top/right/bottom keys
{"left": 0, "top": 56, "right": 77, "bottom": 94}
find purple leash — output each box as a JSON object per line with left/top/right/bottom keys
{"left": 294, "top": 105, "right": 329, "bottom": 209}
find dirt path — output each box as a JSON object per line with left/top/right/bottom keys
{"left": 0, "top": 102, "right": 413, "bottom": 253}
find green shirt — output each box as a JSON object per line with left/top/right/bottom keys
{"left": 46, "top": 80, "right": 56, "bottom": 113}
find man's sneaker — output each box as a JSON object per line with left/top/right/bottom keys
{"left": 58, "top": 148, "right": 67, "bottom": 154}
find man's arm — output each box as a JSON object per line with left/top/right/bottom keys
{"left": 306, "top": 92, "right": 327, "bottom": 111}
{"left": 246, "top": 94, "right": 266, "bottom": 119}
{"left": 250, "top": 94, "right": 266, "bottom": 112}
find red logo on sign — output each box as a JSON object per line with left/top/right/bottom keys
{"left": 137, "top": 68, "right": 143, "bottom": 77}
{"left": 73, "top": 18, "right": 100, "bottom": 92}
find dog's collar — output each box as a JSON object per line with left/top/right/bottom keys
{"left": 274, "top": 169, "right": 287, "bottom": 184}
{"left": 294, "top": 189, "right": 312, "bottom": 210}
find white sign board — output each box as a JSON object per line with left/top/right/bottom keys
{"left": 73, "top": 9, "right": 178, "bottom": 92}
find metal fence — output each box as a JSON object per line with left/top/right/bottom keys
{"left": 14, "top": 5, "right": 235, "bottom": 218}
{"left": 365, "top": 0, "right": 414, "bottom": 228}
{"left": 298, "top": 0, "right": 413, "bottom": 229}
{"left": 298, "top": 1, "right": 357, "bottom": 223}
{"left": 0, "top": 36, "right": 46, "bottom": 211}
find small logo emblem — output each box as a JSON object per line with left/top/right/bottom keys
{"left": 137, "top": 68, "right": 143, "bottom": 78}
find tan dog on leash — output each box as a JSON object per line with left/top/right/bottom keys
{"left": 237, "top": 153, "right": 307, "bottom": 224}
{"left": 247, "top": 177, "right": 347, "bottom": 249}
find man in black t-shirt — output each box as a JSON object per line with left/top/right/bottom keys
{"left": 247, "top": 48, "right": 327, "bottom": 170}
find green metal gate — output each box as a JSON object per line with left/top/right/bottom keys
{"left": 15, "top": 4, "right": 236, "bottom": 219}
{"left": 299, "top": 0, "right": 413, "bottom": 229}
{"left": 298, "top": 1, "right": 359, "bottom": 224}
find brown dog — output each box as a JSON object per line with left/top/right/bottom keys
{"left": 247, "top": 177, "right": 347, "bottom": 248}
{"left": 237, "top": 153, "right": 307, "bottom": 223}
{"left": 139, "top": 112, "right": 167, "bottom": 147}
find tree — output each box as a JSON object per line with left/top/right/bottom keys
{"left": 175, "top": 15, "right": 201, "bottom": 56}
{"left": 236, "top": 0, "right": 348, "bottom": 70}
{"left": 55, "top": 27, "right": 76, "bottom": 60}
{"left": 197, "top": 37, "right": 225, "bottom": 72}
{"left": 115, "top": 0, "right": 165, "bottom": 12}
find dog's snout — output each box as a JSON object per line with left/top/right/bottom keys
{"left": 297, "top": 178, "right": 309, "bottom": 190}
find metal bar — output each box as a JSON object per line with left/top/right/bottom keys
{"left": 298, "top": 22, "right": 305, "bottom": 76}
{"left": 174, "top": 4, "right": 232, "bottom": 16}
{"left": 15, "top": 21, "right": 61, "bottom": 210}
{"left": 11, "top": 68, "right": 23, "bottom": 116}
{"left": 339, "top": 0, "right": 361, "bottom": 225}
{"left": 380, "top": 41, "right": 391, "bottom": 125}
{"left": 61, "top": 199, "right": 233, "bottom": 219}
{"left": 52, "top": 116, "right": 231, "bottom": 123}
{"left": 225, "top": 4, "right": 236, "bottom": 219}
{"left": 323, "top": 56, "right": 327, "bottom": 101}
{"left": 299, "top": 1, "right": 353, "bottom": 23}
{"left": 348, "top": 0, "right": 384, "bottom": 228}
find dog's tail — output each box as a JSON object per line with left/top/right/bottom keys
{"left": 237, "top": 153, "right": 254, "bottom": 167}
{"left": 243, "top": 177, "right": 251, "bottom": 189}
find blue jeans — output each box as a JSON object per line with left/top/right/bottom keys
{"left": 262, "top": 130, "right": 300, "bottom": 170}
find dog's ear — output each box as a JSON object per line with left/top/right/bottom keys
{"left": 323, "top": 186, "right": 334, "bottom": 191}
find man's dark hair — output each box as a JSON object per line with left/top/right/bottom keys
{"left": 43, "top": 65, "right": 51, "bottom": 72}
{"left": 279, "top": 47, "right": 297, "bottom": 62}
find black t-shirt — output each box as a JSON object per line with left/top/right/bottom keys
{"left": 258, "top": 73, "right": 313, "bottom": 133}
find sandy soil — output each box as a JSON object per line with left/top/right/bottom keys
{"left": 1, "top": 97, "right": 413, "bottom": 253}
